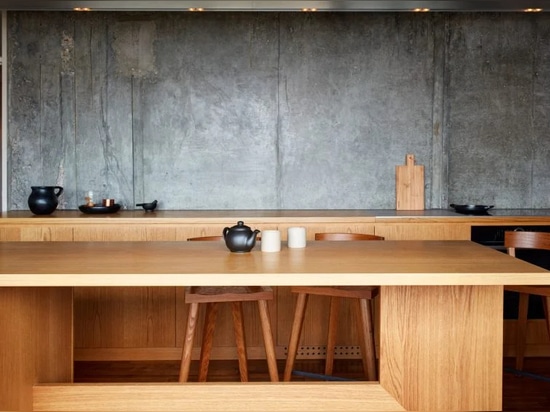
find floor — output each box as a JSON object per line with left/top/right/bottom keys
{"left": 74, "top": 357, "right": 550, "bottom": 411}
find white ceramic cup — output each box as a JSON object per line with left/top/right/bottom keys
{"left": 261, "top": 230, "right": 281, "bottom": 252}
{"left": 287, "top": 226, "right": 307, "bottom": 248}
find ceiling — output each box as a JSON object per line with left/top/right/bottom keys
{"left": 0, "top": 0, "right": 548, "bottom": 12}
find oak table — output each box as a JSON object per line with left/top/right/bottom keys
{"left": 1, "top": 240, "right": 549, "bottom": 411}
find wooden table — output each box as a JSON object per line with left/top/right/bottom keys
{"left": 1, "top": 240, "right": 549, "bottom": 411}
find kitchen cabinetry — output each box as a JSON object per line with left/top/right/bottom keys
{"left": 1, "top": 210, "right": 549, "bottom": 361}
{"left": 375, "top": 222, "right": 471, "bottom": 240}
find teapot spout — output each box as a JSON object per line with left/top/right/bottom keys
{"left": 247, "top": 229, "right": 260, "bottom": 248}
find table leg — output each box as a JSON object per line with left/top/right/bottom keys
{"left": 0, "top": 287, "right": 73, "bottom": 411}
{"left": 379, "top": 285, "right": 503, "bottom": 411}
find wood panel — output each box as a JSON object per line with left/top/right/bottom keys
{"left": 73, "top": 226, "right": 148, "bottom": 241}
{"left": 20, "top": 226, "right": 74, "bottom": 241}
{"left": 33, "top": 383, "right": 405, "bottom": 412}
{"left": 375, "top": 222, "right": 471, "bottom": 240}
{"left": 0, "top": 288, "right": 73, "bottom": 412}
{"left": 503, "top": 319, "right": 550, "bottom": 357}
{"left": 74, "top": 287, "right": 176, "bottom": 348}
{"left": 380, "top": 285, "right": 502, "bottom": 411}
{"left": 0, "top": 227, "right": 22, "bottom": 240}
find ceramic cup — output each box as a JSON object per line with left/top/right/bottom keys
{"left": 287, "top": 226, "right": 307, "bottom": 248}
{"left": 261, "top": 230, "right": 281, "bottom": 252}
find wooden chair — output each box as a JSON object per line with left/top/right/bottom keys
{"left": 504, "top": 231, "right": 550, "bottom": 371}
{"left": 283, "top": 232, "right": 383, "bottom": 381}
{"left": 179, "top": 235, "right": 278, "bottom": 382}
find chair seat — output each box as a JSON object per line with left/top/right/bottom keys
{"left": 505, "top": 285, "right": 550, "bottom": 297}
{"left": 290, "top": 286, "right": 378, "bottom": 300}
{"left": 185, "top": 286, "right": 274, "bottom": 303}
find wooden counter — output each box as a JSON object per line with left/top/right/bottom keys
{"left": 1, "top": 240, "right": 548, "bottom": 411}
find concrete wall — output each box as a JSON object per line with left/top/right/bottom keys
{"left": 6, "top": 11, "right": 550, "bottom": 210}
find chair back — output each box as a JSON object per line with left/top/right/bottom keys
{"left": 314, "top": 232, "right": 384, "bottom": 241}
{"left": 187, "top": 235, "right": 224, "bottom": 241}
{"left": 504, "top": 231, "right": 550, "bottom": 257}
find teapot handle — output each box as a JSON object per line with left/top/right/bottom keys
{"left": 54, "top": 186, "right": 64, "bottom": 197}
{"left": 222, "top": 227, "right": 230, "bottom": 238}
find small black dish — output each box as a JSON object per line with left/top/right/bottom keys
{"left": 79, "top": 204, "right": 121, "bottom": 214}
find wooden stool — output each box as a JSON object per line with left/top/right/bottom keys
{"left": 283, "top": 233, "right": 382, "bottom": 382}
{"left": 179, "top": 236, "right": 278, "bottom": 382}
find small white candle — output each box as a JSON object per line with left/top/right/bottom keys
{"left": 287, "top": 227, "right": 307, "bottom": 248}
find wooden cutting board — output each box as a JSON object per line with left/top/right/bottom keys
{"left": 395, "top": 154, "right": 425, "bottom": 210}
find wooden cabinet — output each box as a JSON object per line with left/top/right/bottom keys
{"left": 375, "top": 222, "right": 471, "bottom": 240}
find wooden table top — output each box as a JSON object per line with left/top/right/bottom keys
{"left": 0, "top": 240, "right": 548, "bottom": 287}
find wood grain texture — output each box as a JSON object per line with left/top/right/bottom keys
{"left": 375, "top": 222, "right": 471, "bottom": 240}
{"left": 380, "top": 285, "right": 503, "bottom": 411}
{"left": 33, "top": 383, "right": 406, "bottom": 411}
{"left": 395, "top": 154, "right": 425, "bottom": 211}
{"left": 0, "top": 240, "right": 547, "bottom": 287}
{"left": 73, "top": 286, "right": 176, "bottom": 348}
{"left": 0, "top": 288, "right": 72, "bottom": 411}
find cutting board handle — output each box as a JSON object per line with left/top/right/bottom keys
{"left": 405, "top": 153, "right": 415, "bottom": 166}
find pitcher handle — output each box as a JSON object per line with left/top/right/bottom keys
{"left": 54, "top": 186, "right": 64, "bottom": 197}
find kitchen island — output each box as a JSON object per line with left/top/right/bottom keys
{"left": 2, "top": 209, "right": 550, "bottom": 368}
{"left": 1, "top": 239, "right": 549, "bottom": 411}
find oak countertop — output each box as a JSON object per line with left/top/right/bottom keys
{"left": 1, "top": 209, "right": 550, "bottom": 224}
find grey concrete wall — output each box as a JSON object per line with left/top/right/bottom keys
{"left": 6, "top": 11, "right": 550, "bottom": 210}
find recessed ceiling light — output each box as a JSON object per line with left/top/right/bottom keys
{"left": 413, "top": 8, "right": 430, "bottom": 12}
{"left": 73, "top": 7, "right": 92, "bottom": 11}
{"left": 524, "top": 8, "right": 543, "bottom": 12}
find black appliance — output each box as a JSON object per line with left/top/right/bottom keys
{"left": 471, "top": 225, "right": 550, "bottom": 319}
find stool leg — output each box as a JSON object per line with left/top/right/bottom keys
{"left": 544, "top": 296, "right": 550, "bottom": 338}
{"left": 257, "top": 299, "right": 279, "bottom": 382}
{"left": 231, "top": 301, "right": 249, "bottom": 382}
{"left": 515, "top": 293, "right": 529, "bottom": 371}
{"left": 325, "top": 296, "right": 341, "bottom": 376}
{"left": 179, "top": 302, "right": 200, "bottom": 382}
{"left": 198, "top": 302, "right": 218, "bottom": 382}
{"left": 355, "top": 298, "right": 377, "bottom": 380}
{"left": 283, "top": 292, "right": 309, "bottom": 381}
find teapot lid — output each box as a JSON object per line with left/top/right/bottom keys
{"left": 230, "top": 221, "right": 250, "bottom": 231}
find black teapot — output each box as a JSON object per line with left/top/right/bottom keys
{"left": 223, "top": 221, "right": 260, "bottom": 253}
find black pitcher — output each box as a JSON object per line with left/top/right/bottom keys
{"left": 28, "top": 186, "right": 64, "bottom": 215}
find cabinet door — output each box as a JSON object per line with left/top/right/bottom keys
{"left": 20, "top": 226, "right": 74, "bottom": 241}
{"left": 375, "top": 223, "right": 471, "bottom": 240}
{"left": 74, "top": 286, "right": 177, "bottom": 351}
{"left": 0, "top": 227, "right": 22, "bottom": 241}
{"left": 73, "top": 226, "right": 147, "bottom": 241}
{"left": 0, "top": 226, "right": 74, "bottom": 241}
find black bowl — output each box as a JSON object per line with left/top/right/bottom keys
{"left": 79, "top": 204, "right": 121, "bottom": 214}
